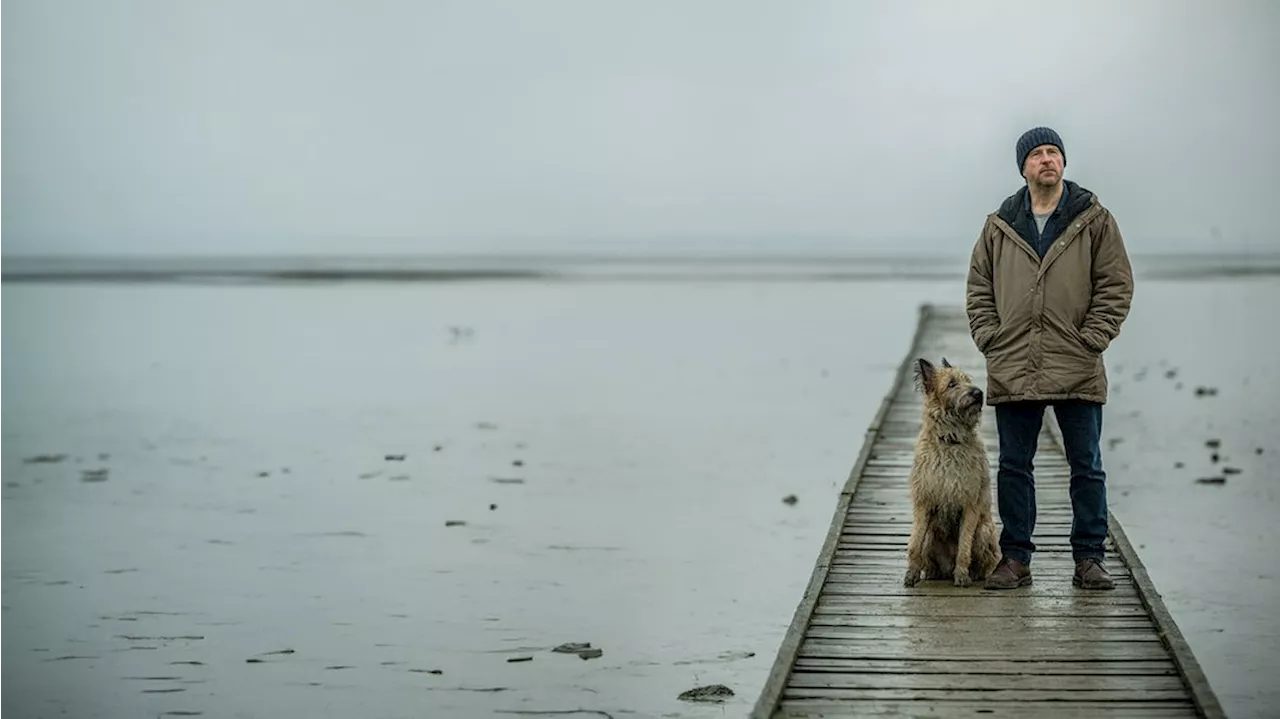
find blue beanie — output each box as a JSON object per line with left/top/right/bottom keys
{"left": 1016, "top": 127, "right": 1065, "bottom": 174}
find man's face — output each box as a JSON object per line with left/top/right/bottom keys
{"left": 1022, "top": 144, "right": 1064, "bottom": 188}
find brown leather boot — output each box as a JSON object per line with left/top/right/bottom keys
{"left": 1074, "top": 558, "right": 1115, "bottom": 590}
{"left": 983, "top": 557, "right": 1032, "bottom": 590}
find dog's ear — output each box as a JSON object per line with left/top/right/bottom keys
{"left": 913, "top": 358, "right": 936, "bottom": 393}
{"left": 941, "top": 357, "right": 952, "bottom": 368}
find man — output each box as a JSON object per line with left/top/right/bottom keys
{"left": 966, "top": 127, "right": 1134, "bottom": 591}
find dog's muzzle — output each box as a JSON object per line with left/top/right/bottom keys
{"left": 968, "top": 387, "right": 984, "bottom": 405}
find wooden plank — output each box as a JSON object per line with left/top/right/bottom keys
{"left": 805, "top": 627, "right": 1161, "bottom": 643}
{"left": 822, "top": 570, "right": 1133, "bottom": 582}
{"left": 834, "top": 544, "right": 1110, "bottom": 555}
{"left": 803, "top": 608, "right": 1157, "bottom": 626}
{"left": 786, "top": 671, "right": 1186, "bottom": 691}
{"left": 818, "top": 580, "right": 1136, "bottom": 593}
{"left": 775, "top": 700, "right": 1198, "bottom": 718}
{"left": 791, "top": 658, "right": 1177, "bottom": 674}
{"left": 749, "top": 304, "right": 932, "bottom": 719}
{"left": 819, "top": 578, "right": 1141, "bottom": 596}
{"left": 781, "top": 688, "right": 1192, "bottom": 702}
{"left": 827, "top": 550, "right": 1108, "bottom": 563}
{"left": 832, "top": 545, "right": 1109, "bottom": 555}
{"left": 798, "top": 640, "right": 1173, "bottom": 662}
{"left": 812, "top": 600, "right": 1150, "bottom": 618}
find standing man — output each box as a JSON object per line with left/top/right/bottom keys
{"left": 966, "top": 127, "right": 1135, "bottom": 591}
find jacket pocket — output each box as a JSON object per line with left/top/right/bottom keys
{"left": 1070, "top": 324, "right": 1102, "bottom": 355}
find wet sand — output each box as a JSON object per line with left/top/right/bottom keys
{"left": 3, "top": 276, "right": 1277, "bottom": 717}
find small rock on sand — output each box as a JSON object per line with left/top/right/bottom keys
{"left": 1194, "top": 386, "right": 1218, "bottom": 397}
{"left": 1174, "top": 461, "right": 1185, "bottom": 469}
{"left": 512, "top": 459, "right": 524, "bottom": 467}
{"left": 445, "top": 520, "right": 467, "bottom": 527}
{"left": 1222, "top": 467, "right": 1242, "bottom": 475}
{"left": 385, "top": 454, "right": 406, "bottom": 461}
{"left": 1211, "top": 452, "right": 1220, "bottom": 463}
{"left": 782, "top": 494, "right": 798, "bottom": 505}
{"left": 489, "top": 503, "right": 498, "bottom": 511}
{"left": 552, "top": 642, "right": 602, "bottom": 659}
{"left": 1205, "top": 439, "right": 1221, "bottom": 448}
{"left": 1256, "top": 447, "right": 1264, "bottom": 455}
{"left": 553, "top": 642, "right": 592, "bottom": 653}
{"left": 507, "top": 656, "right": 532, "bottom": 663}
{"left": 80, "top": 469, "right": 109, "bottom": 483}
{"left": 1195, "top": 477, "right": 1227, "bottom": 485}
{"left": 678, "top": 684, "right": 735, "bottom": 702}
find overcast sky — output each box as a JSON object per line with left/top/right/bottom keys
{"left": 3, "top": 1, "right": 1278, "bottom": 256}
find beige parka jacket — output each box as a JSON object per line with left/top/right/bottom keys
{"left": 966, "top": 180, "right": 1134, "bottom": 405}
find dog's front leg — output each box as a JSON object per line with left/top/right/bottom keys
{"left": 953, "top": 509, "right": 981, "bottom": 587}
{"left": 904, "top": 505, "right": 926, "bottom": 587}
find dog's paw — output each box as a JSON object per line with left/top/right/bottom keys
{"left": 903, "top": 570, "right": 921, "bottom": 588}
{"left": 953, "top": 570, "right": 973, "bottom": 588}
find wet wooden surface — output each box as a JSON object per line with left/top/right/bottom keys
{"left": 752, "top": 305, "right": 1224, "bottom": 719}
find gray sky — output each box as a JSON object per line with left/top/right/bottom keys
{"left": 3, "top": 0, "right": 1278, "bottom": 256}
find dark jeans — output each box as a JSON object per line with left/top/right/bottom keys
{"left": 995, "top": 400, "right": 1108, "bottom": 565}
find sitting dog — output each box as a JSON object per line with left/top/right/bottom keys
{"left": 902, "top": 358, "right": 1001, "bottom": 588}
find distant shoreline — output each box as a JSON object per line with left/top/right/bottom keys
{"left": 4, "top": 253, "right": 1279, "bottom": 284}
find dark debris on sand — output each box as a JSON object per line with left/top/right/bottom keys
{"left": 552, "top": 642, "right": 603, "bottom": 660}
{"left": 25, "top": 454, "right": 69, "bottom": 464}
{"left": 678, "top": 684, "right": 735, "bottom": 702}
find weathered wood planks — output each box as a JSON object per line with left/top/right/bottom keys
{"left": 752, "top": 304, "right": 1224, "bottom": 719}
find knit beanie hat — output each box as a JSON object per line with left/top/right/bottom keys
{"left": 1016, "top": 127, "right": 1066, "bottom": 174}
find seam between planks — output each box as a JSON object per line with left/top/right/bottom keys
{"left": 749, "top": 303, "right": 933, "bottom": 719}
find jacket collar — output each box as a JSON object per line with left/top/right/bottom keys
{"left": 989, "top": 180, "right": 1102, "bottom": 273}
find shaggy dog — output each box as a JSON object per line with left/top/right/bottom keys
{"left": 903, "top": 358, "right": 1001, "bottom": 588}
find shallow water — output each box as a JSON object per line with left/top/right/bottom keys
{"left": 2, "top": 276, "right": 1276, "bottom": 718}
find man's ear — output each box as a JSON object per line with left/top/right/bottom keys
{"left": 913, "top": 358, "right": 936, "bottom": 393}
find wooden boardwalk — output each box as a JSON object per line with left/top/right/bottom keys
{"left": 752, "top": 305, "right": 1224, "bottom": 719}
